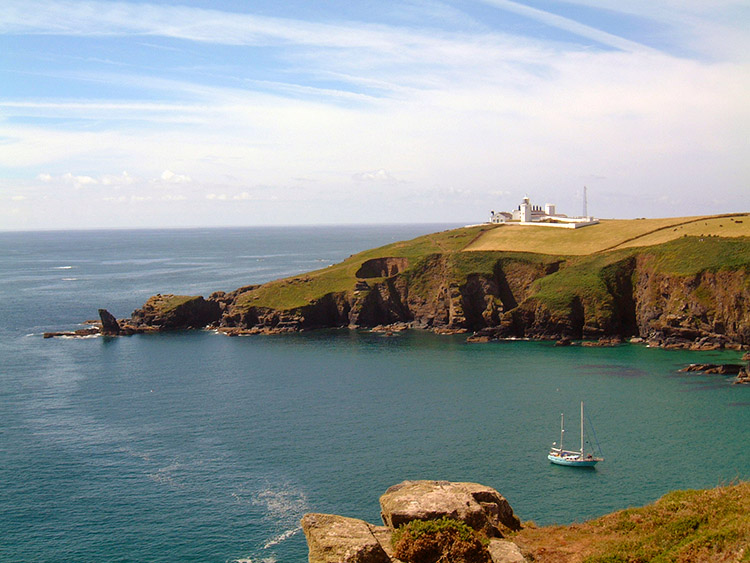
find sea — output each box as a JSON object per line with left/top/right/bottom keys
{"left": 1, "top": 225, "right": 748, "bottom": 563}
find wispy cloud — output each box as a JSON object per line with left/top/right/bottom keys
{"left": 0, "top": 0, "right": 747, "bottom": 229}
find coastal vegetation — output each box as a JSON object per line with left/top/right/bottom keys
{"left": 392, "top": 517, "right": 491, "bottom": 563}
{"left": 513, "top": 481, "right": 750, "bottom": 562}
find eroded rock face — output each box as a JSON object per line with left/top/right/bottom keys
{"left": 356, "top": 257, "right": 409, "bottom": 279}
{"left": 130, "top": 294, "right": 221, "bottom": 329}
{"left": 301, "top": 513, "right": 391, "bottom": 563}
{"left": 379, "top": 480, "right": 521, "bottom": 537}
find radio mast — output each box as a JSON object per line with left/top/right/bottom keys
{"left": 582, "top": 186, "right": 588, "bottom": 218}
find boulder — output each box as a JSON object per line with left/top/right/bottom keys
{"left": 379, "top": 480, "right": 521, "bottom": 537}
{"left": 301, "top": 513, "right": 391, "bottom": 563}
{"left": 487, "top": 539, "right": 526, "bottom": 563}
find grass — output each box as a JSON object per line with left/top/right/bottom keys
{"left": 464, "top": 214, "right": 750, "bottom": 256}
{"left": 512, "top": 482, "right": 750, "bottom": 563}
{"left": 235, "top": 225, "right": 493, "bottom": 311}
{"left": 146, "top": 294, "right": 201, "bottom": 313}
{"left": 637, "top": 236, "right": 750, "bottom": 276}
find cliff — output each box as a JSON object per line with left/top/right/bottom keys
{"left": 108, "top": 216, "right": 750, "bottom": 350}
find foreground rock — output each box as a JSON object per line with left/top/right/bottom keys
{"left": 301, "top": 514, "right": 391, "bottom": 563}
{"left": 301, "top": 480, "right": 525, "bottom": 563}
{"left": 380, "top": 481, "right": 521, "bottom": 537}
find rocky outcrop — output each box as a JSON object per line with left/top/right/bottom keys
{"left": 356, "top": 257, "right": 410, "bottom": 279}
{"left": 301, "top": 514, "right": 391, "bottom": 563}
{"left": 680, "top": 363, "right": 745, "bottom": 375}
{"left": 301, "top": 481, "right": 525, "bottom": 563}
{"left": 130, "top": 294, "right": 222, "bottom": 330}
{"left": 380, "top": 481, "right": 521, "bottom": 537}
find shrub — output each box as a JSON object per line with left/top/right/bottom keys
{"left": 392, "top": 517, "right": 491, "bottom": 563}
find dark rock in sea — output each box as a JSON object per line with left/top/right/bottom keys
{"left": 581, "top": 336, "right": 623, "bottom": 347}
{"left": 680, "top": 363, "right": 744, "bottom": 375}
{"left": 43, "top": 327, "right": 100, "bottom": 339}
{"left": 734, "top": 367, "right": 750, "bottom": 385}
{"left": 98, "top": 308, "right": 120, "bottom": 335}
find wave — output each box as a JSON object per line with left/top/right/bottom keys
{"left": 53, "top": 265, "right": 73, "bottom": 269}
{"left": 262, "top": 527, "right": 301, "bottom": 549}
{"left": 61, "top": 277, "right": 78, "bottom": 281}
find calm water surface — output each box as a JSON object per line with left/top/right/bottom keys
{"left": 1, "top": 226, "right": 748, "bottom": 562}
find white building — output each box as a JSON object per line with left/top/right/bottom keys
{"left": 489, "top": 196, "right": 598, "bottom": 229}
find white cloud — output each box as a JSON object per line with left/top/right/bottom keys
{"left": 62, "top": 172, "right": 98, "bottom": 189}
{"left": 352, "top": 169, "right": 399, "bottom": 183}
{"left": 159, "top": 170, "right": 192, "bottom": 184}
{"left": 101, "top": 171, "right": 136, "bottom": 185}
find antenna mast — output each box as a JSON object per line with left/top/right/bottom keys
{"left": 582, "top": 186, "right": 588, "bottom": 218}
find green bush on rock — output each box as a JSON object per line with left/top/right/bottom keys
{"left": 392, "top": 517, "right": 491, "bottom": 563}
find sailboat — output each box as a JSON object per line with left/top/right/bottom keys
{"left": 548, "top": 401, "right": 603, "bottom": 467}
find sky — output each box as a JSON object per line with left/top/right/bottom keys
{"left": 1, "top": 0, "right": 748, "bottom": 230}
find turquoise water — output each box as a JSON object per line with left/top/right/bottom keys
{"left": 1, "top": 226, "right": 748, "bottom": 562}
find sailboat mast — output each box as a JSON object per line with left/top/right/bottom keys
{"left": 580, "top": 402, "right": 585, "bottom": 456}
{"left": 560, "top": 413, "right": 564, "bottom": 452}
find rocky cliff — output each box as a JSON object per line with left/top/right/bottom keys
{"left": 88, "top": 226, "right": 750, "bottom": 349}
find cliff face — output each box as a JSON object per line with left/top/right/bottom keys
{"left": 120, "top": 235, "right": 750, "bottom": 348}
{"left": 633, "top": 256, "right": 750, "bottom": 346}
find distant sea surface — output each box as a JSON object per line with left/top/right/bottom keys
{"left": 1, "top": 225, "right": 748, "bottom": 562}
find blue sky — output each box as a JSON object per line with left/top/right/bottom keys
{"left": 1, "top": 0, "right": 748, "bottom": 230}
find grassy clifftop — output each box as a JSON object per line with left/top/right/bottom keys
{"left": 513, "top": 481, "right": 750, "bottom": 563}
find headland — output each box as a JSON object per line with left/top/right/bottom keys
{"left": 51, "top": 213, "right": 750, "bottom": 359}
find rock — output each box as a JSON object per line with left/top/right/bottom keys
{"left": 301, "top": 513, "right": 391, "bottom": 563}
{"left": 43, "top": 328, "right": 100, "bottom": 338}
{"left": 467, "top": 334, "right": 491, "bottom": 343}
{"left": 734, "top": 367, "right": 750, "bottom": 385}
{"left": 554, "top": 337, "right": 572, "bottom": 346}
{"left": 680, "top": 363, "right": 744, "bottom": 375}
{"left": 379, "top": 481, "right": 521, "bottom": 538}
{"left": 130, "top": 294, "right": 221, "bottom": 330}
{"left": 581, "top": 336, "right": 623, "bottom": 347}
{"left": 487, "top": 539, "right": 527, "bottom": 563}
{"left": 98, "top": 309, "right": 120, "bottom": 335}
